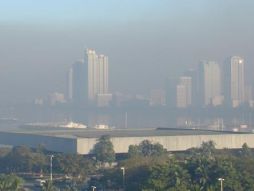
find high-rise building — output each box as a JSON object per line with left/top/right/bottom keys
{"left": 199, "top": 61, "right": 223, "bottom": 106}
{"left": 245, "top": 85, "right": 253, "bottom": 105}
{"left": 184, "top": 69, "right": 198, "bottom": 106}
{"left": 98, "top": 54, "right": 108, "bottom": 94}
{"left": 224, "top": 56, "right": 245, "bottom": 107}
{"left": 176, "top": 84, "right": 187, "bottom": 108}
{"left": 86, "top": 49, "right": 98, "bottom": 101}
{"left": 149, "top": 89, "right": 166, "bottom": 106}
{"left": 165, "top": 78, "right": 177, "bottom": 108}
{"left": 67, "top": 49, "right": 110, "bottom": 106}
{"left": 85, "top": 49, "right": 109, "bottom": 103}
{"left": 176, "top": 76, "right": 192, "bottom": 108}
{"left": 69, "top": 60, "right": 88, "bottom": 105}
{"left": 67, "top": 67, "right": 73, "bottom": 101}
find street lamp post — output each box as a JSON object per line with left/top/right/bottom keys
{"left": 218, "top": 178, "right": 224, "bottom": 191}
{"left": 91, "top": 186, "right": 96, "bottom": 191}
{"left": 49, "top": 155, "right": 54, "bottom": 181}
{"left": 120, "top": 167, "right": 125, "bottom": 190}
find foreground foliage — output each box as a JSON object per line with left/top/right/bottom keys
{"left": 1, "top": 138, "right": 254, "bottom": 191}
{"left": 0, "top": 174, "right": 23, "bottom": 191}
{"left": 89, "top": 141, "right": 254, "bottom": 191}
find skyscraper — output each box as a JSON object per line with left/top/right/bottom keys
{"left": 69, "top": 60, "right": 88, "bottom": 105}
{"left": 184, "top": 69, "right": 198, "bottom": 106}
{"left": 67, "top": 67, "right": 73, "bottom": 101}
{"left": 85, "top": 49, "right": 109, "bottom": 102}
{"left": 165, "top": 77, "right": 177, "bottom": 108}
{"left": 98, "top": 54, "right": 108, "bottom": 94}
{"left": 199, "top": 61, "right": 222, "bottom": 106}
{"left": 67, "top": 49, "right": 109, "bottom": 106}
{"left": 224, "top": 56, "right": 245, "bottom": 107}
{"left": 176, "top": 76, "right": 192, "bottom": 108}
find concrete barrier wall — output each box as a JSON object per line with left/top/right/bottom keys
{"left": 77, "top": 134, "right": 254, "bottom": 154}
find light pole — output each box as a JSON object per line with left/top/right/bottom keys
{"left": 120, "top": 167, "right": 125, "bottom": 190}
{"left": 49, "top": 155, "right": 54, "bottom": 181}
{"left": 218, "top": 178, "right": 224, "bottom": 191}
{"left": 91, "top": 186, "right": 96, "bottom": 191}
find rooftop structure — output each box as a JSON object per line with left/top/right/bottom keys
{"left": 1, "top": 127, "right": 254, "bottom": 155}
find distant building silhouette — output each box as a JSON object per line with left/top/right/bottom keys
{"left": 69, "top": 60, "right": 88, "bottom": 105}
{"left": 223, "top": 56, "right": 245, "bottom": 107}
{"left": 176, "top": 76, "right": 192, "bottom": 108}
{"left": 198, "top": 61, "right": 223, "bottom": 107}
{"left": 67, "top": 49, "right": 110, "bottom": 106}
{"left": 184, "top": 69, "right": 198, "bottom": 107}
{"left": 165, "top": 78, "right": 177, "bottom": 108}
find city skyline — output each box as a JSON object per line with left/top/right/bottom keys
{"left": 65, "top": 48, "right": 251, "bottom": 108}
{"left": 1, "top": 1, "right": 254, "bottom": 104}
{"left": 1, "top": 2, "right": 254, "bottom": 189}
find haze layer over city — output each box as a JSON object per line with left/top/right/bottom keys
{"left": 1, "top": 0, "right": 254, "bottom": 130}
{"left": 1, "top": 1, "right": 254, "bottom": 102}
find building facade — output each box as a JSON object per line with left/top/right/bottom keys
{"left": 69, "top": 60, "right": 88, "bottom": 105}
{"left": 68, "top": 49, "right": 109, "bottom": 105}
{"left": 199, "top": 61, "right": 222, "bottom": 106}
{"left": 176, "top": 76, "right": 192, "bottom": 108}
{"left": 86, "top": 49, "right": 109, "bottom": 102}
{"left": 224, "top": 56, "right": 245, "bottom": 107}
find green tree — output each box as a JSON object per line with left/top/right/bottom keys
{"left": 128, "top": 140, "right": 167, "bottom": 158}
{"left": 0, "top": 174, "right": 24, "bottom": 191}
{"left": 200, "top": 141, "right": 216, "bottom": 159}
{"left": 54, "top": 154, "right": 95, "bottom": 181}
{"left": 0, "top": 145, "right": 47, "bottom": 173}
{"left": 128, "top": 145, "right": 140, "bottom": 157}
{"left": 93, "top": 135, "right": 115, "bottom": 165}
{"left": 140, "top": 140, "right": 167, "bottom": 157}
{"left": 42, "top": 180, "right": 58, "bottom": 191}
{"left": 143, "top": 159, "right": 190, "bottom": 191}
{"left": 240, "top": 143, "right": 253, "bottom": 157}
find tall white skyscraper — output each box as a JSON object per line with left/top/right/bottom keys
{"left": 176, "top": 76, "right": 192, "bottom": 108}
{"left": 85, "top": 49, "right": 109, "bottom": 102}
{"left": 67, "top": 49, "right": 109, "bottom": 105}
{"left": 230, "top": 56, "right": 245, "bottom": 107}
{"left": 224, "top": 56, "right": 245, "bottom": 107}
{"left": 98, "top": 54, "right": 108, "bottom": 94}
{"left": 199, "top": 61, "right": 222, "bottom": 106}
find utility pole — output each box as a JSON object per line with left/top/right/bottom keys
{"left": 49, "top": 155, "right": 54, "bottom": 181}
{"left": 120, "top": 167, "right": 125, "bottom": 190}
{"left": 218, "top": 178, "right": 224, "bottom": 191}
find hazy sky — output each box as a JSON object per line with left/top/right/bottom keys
{"left": 0, "top": 0, "right": 254, "bottom": 104}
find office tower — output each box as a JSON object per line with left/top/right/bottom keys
{"left": 85, "top": 49, "right": 110, "bottom": 104}
{"left": 68, "top": 49, "right": 110, "bottom": 106}
{"left": 86, "top": 49, "right": 98, "bottom": 101}
{"left": 98, "top": 54, "right": 109, "bottom": 94}
{"left": 67, "top": 67, "right": 73, "bottom": 101}
{"left": 176, "top": 85, "right": 187, "bottom": 108}
{"left": 199, "top": 61, "right": 223, "bottom": 106}
{"left": 165, "top": 78, "right": 177, "bottom": 107}
{"left": 176, "top": 76, "right": 192, "bottom": 108}
{"left": 69, "top": 60, "right": 88, "bottom": 105}
{"left": 184, "top": 69, "right": 198, "bottom": 106}
{"left": 224, "top": 56, "right": 245, "bottom": 107}
{"left": 245, "top": 85, "right": 253, "bottom": 105}
{"left": 149, "top": 89, "right": 166, "bottom": 106}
